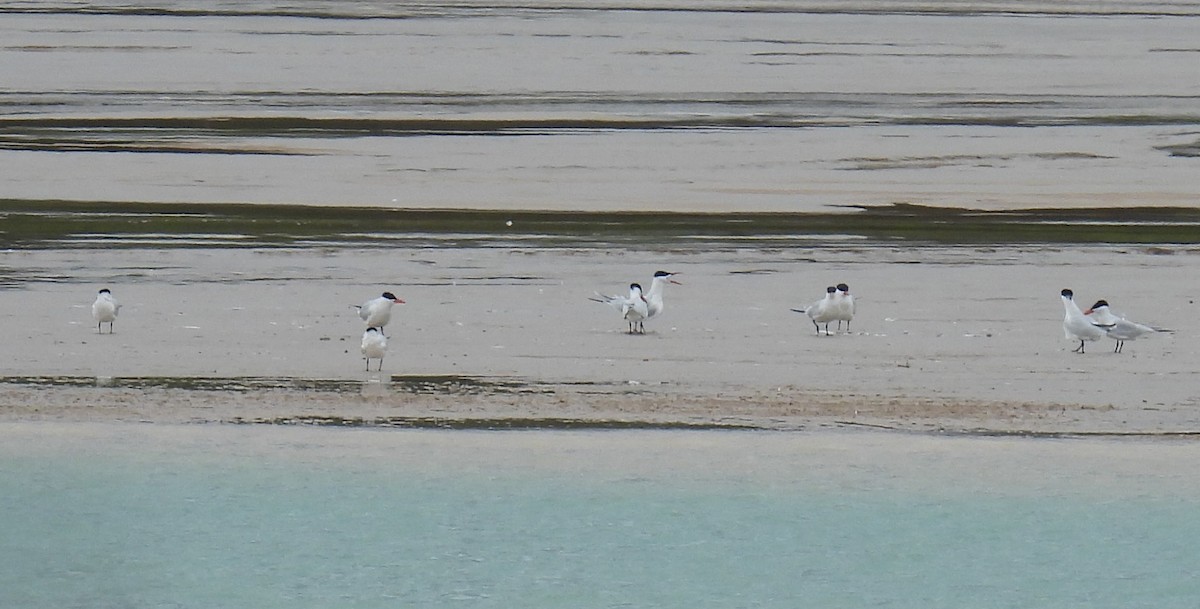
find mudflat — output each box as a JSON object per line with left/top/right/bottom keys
{"left": 2, "top": 240, "right": 1195, "bottom": 435}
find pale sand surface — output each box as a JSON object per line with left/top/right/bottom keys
{"left": 12, "top": 128, "right": 1196, "bottom": 214}
{"left": 1, "top": 243, "right": 1197, "bottom": 434}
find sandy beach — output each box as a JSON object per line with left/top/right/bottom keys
{"left": 6, "top": 6, "right": 1200, "bottom": 609}
{"left": 2, "top": 242, "right": 1196, "bottom": 435}
{"left": 2, "top": 0, "right": 1198, "bottom": 437}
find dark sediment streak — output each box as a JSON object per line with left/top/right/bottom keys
{"left": 4, "top": 2, "right": 1200, "bottom": 19}
{"left": 4, "top": 200, "right": 1200, "bottom": 249}
{"left": 3, "top": 104, "right": 1198, "bottom": 139}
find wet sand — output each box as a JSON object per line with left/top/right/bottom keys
{"left": 5, "top": 1, "right": 1197, "bottom": 435}
{"left": 2, "top": 243, "right": 1196, "bottom": 435}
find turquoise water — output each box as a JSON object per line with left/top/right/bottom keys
{"left": 3, "top": 425, "right": 1199, "bottom": 608}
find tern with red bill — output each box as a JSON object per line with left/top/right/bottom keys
{"left": 834, "top": 282, "right": 856, "bottom": 333}
{"left": 644, "top": 270, "right": 681, "bottom": 321}
{"left": 355, "top": 291, "right": 404, "bottom": 334}
{"left": 1084, "top": 299, "right": 1163, "bottom": 353}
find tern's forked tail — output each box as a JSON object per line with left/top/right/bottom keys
{"left": 589, "top": 292, "right": 622, "bottom": 309}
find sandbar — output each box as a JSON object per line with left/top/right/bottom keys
{"left": 1, "top": 242, "right": 1196, "bottom": 435}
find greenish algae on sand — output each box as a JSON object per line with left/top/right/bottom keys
{"left": 0, "top": 374, "right": 537, "bottom": 395}
{"left": 4, "top": 200, "right": 1200, "bottom": 249}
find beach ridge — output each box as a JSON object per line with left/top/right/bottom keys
{"left": 4, "top": 378, "right": 1192, "bottom": 437}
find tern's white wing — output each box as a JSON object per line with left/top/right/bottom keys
{"left": 1062, "top": 292, "right": 1107, "bottom": 344}
{"left": 1107, "top": 318, "right": 1156, "bottom": 341}
{"left": 589, "top": 292, "right": 627, "bottom": 311}
{"left": 92, "top": 295, "right": 119, "bottom": 323}
{"left": 810, "top": 294, "right": 838, "bottom": 324}
{"left": 1088, "top": 304, "right": 1157, "bottom": 340}
{"left": 361, "top": 330, "right": 388, "bottom": 359}
{"left": 623, "top": 291, "right": 649, "bottom": 322}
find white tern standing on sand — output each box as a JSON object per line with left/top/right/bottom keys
{"left": 1084, "top": 299, "right": 1163, "bottom": 353}
{"left": 361, "top": 327, "right": 387, "bottom": 371}
{"left": 793, "top": 286, "right": 838, "bottom": 335}
{"left": 622, "top": 283, "right": 650, "bottom": 333}
{"left": 92, "top": 288, "right": 121, "bottom": 334}
{"left": 643, "top": 271, "right": 681, "bottom": 322}
{"left": 1060, "top": 288, "right": 1108, "bottom": 353}
{"left": 355, "top": 291, "right": 404, "bottom": 334}
{"left": 591, "top": 271, "right": 679, "bottom": 333}
{"left": 592, "top": 282, "right": 650, "bottom": 334}
{"left": 834, "top": 282, "right": 856, "bottom": 333}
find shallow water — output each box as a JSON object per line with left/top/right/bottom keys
{"left": 3, "top": 7, "right": 1199, "bottom": 603}
{"left": 2, "top": 0, "right": 1197, "bottom": 210}
{"left": 2, "top": 423, "right": 1199, "bottom": 608}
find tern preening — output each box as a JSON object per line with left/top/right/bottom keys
{"left": 361, "top": 327, "right": 387, "bottom": 371}
{"left": 792, "top": 286, "right": 838, "bottom": 335}
{"left": 355, "top": 291, "right": 404, "bottom": 333}
{"left": 1061, "top": 289, "right": 1108, "bottom": 353}
{"left": 591, "top": 271, "right": 679, "bottom": 334}
{"left": 1084, "top": 299, "right": 1163, "bottom": 353}
{"left": 92, "top": 288, "right": 121, "bottom": 334}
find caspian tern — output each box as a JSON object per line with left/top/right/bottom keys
{"left": 92, "top": 288, "right": 121, "bottom": 334}
{"left": 834, "top": 283, "right": 856, "bottom": 333}
{"left": 1061, "top": 289, "right": 1108, "bottom": 353}
{"left": 591, "top": 282, "right": 651, "bottom": 334}
{"left": 361, "top": 327, "right": 387, "bottom": 371}
{"left": 1084, "top": 300, "right": 1159, "bottom": 353}
{"left": 792, "top": 286, "right": 838, "bottom": 335}
{"left": 355, "top": 291, "right": 404, "bottom": 333}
